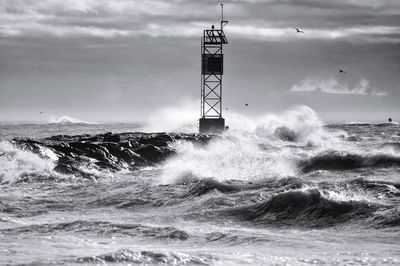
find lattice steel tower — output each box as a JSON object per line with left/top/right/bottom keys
{"left": 199, "top": 4, "right": 228, "bottom": 134}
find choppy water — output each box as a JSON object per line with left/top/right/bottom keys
{"left": 1, "top": 108, "right": 400, "bottom": 265}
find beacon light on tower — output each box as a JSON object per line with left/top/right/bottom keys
{"left": 199, "top": 4, "right": 229, "bottom": 134}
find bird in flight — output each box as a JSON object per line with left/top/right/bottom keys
{"left": 338, "top": 69, "right": 346, "bottom": 74}
{"left": 39, "top": 111, "right": 44, "bottom": 114}
{"left": 245, "top": 103, "right": 248, "bottom": 107}
{"left": 294, "top": 27, "right": 304, "bottom": 33}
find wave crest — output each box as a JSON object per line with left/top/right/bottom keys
{"left": 300, "top": 151, "right": 400, "bottom": 173}
{"left": 229, "top": 189, "right": 375, "bottom": 227}
{"left": 253, "top": 106, "right": 343, "bottom": 145}
{"left": 49, "top": 116, "right": 96, "bottom": 124}
{"left": 0, "top": 140, "right": 57, "bottom": 184}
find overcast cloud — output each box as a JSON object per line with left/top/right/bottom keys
{"left": 0, "top": 0, "right": 399, "bottom": 122}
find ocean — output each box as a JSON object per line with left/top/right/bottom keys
{"left": 0, "top": 107, "right": 399, "bottom": 265}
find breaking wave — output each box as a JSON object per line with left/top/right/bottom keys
{"left": 253, "top": 105, "right": 342, "bottom": 145}
{"left": 159, "top": 105, "right": 350, "bottom": 183}
{"left": 144, "top": 104, "right": 344, "bottom": 145}
{"left": 228, "top": 188, "right": 377, "bottom": 227}
{"left": 160, "top": 136, "right": 297, "bottom": 183}
{"left": 0, "top": 140, "right": 57, "bottom": 184}
{"left": 49, "top": 116, "right": 96, "bottom": 124}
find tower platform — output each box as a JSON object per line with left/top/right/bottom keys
{"left": 199, "top": 118, "right": 225, "bottom": 134}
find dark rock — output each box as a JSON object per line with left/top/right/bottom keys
{"left": 103, "top": 133, "right": 121, "bottom": 143}
{"left": 54, "top": 156, "right": 93, "bottom": 179}
{"left": 273, "top": 127, "right": 297, "bottom": 142}
{"left": 134, "top": 144, "right": 175, "bottom": 164}
{"left": 11, "top": 132, "right": 206, "bottom": 179}
{"left": 100, "top": 142, "right": 142, "bottom": 166}
{"left": 138, "top": 133, "right": 174, "bottom": 147}
{"left": 120, "top": 140, "right": 133, "bottom": 149}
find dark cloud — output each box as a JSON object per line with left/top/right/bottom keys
{"left": 1, "top": 0, "right": 399, "bottom": 42}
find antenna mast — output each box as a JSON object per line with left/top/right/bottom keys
{"left": 220, "top": 3, "right": 228, "bottom": 30}
{"left": 221, "top": 3, "right": 224, "bottom": 26}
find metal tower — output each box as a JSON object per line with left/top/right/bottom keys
{"left": 199, "top": 4, "right": 228, "bottom": 134}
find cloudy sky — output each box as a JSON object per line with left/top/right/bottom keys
{"left": 0, "top": 0, "right": 399, "bottom": 122}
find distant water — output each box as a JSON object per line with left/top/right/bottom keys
{"left": 0, "top": 121, "right": 143, "bottom": 140}
{"left": 1, "top": 111, "right": 400, "bottom": 265}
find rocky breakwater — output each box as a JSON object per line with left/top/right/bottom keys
{"left": 11, "top": 132, "right": 211, "bottom": 178}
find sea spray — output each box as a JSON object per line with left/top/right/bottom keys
{"left": 0, "top": 141, "right": 57, "bottom": 183}
{"left": 160, "top": 134, "right": 298, "bottom": 184}
{"left": 143, "top": 99, "right": 198, "bottom": 133}
{"left": 159, "top": 105, "right": 343, "bottom": 183}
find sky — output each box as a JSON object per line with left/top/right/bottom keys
{"left": 0, "top": 0, "right": 399, "bottom": 123}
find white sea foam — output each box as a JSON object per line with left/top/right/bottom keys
{"left": 159, "top": 105, "right": 346, "bottom": 183}
{"left": 250, "top": 105, "right": 344, "bottom": 146}
{"left": 0, "top": 141, "right": 57, "bottom": 183}
{"left": 160, "top": 136, "right": 298, "bottom": 184}
{"left": 49, "top": 115, "right": 96, "bottom": 124}
{"left": 297, "top": 185, "right": 378, "bottom": 204}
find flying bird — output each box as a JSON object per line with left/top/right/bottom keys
{"left": 338, "top": 69, "right": 346, "bottom": 74}
{"left": 245, "top": 103, "right": 248, "bottom": 107}
{"left": 39, "top": 111, "right": 44, "bottom": 114}
{"left": 294, "top": 27, "right": 304, "bottom": 33}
